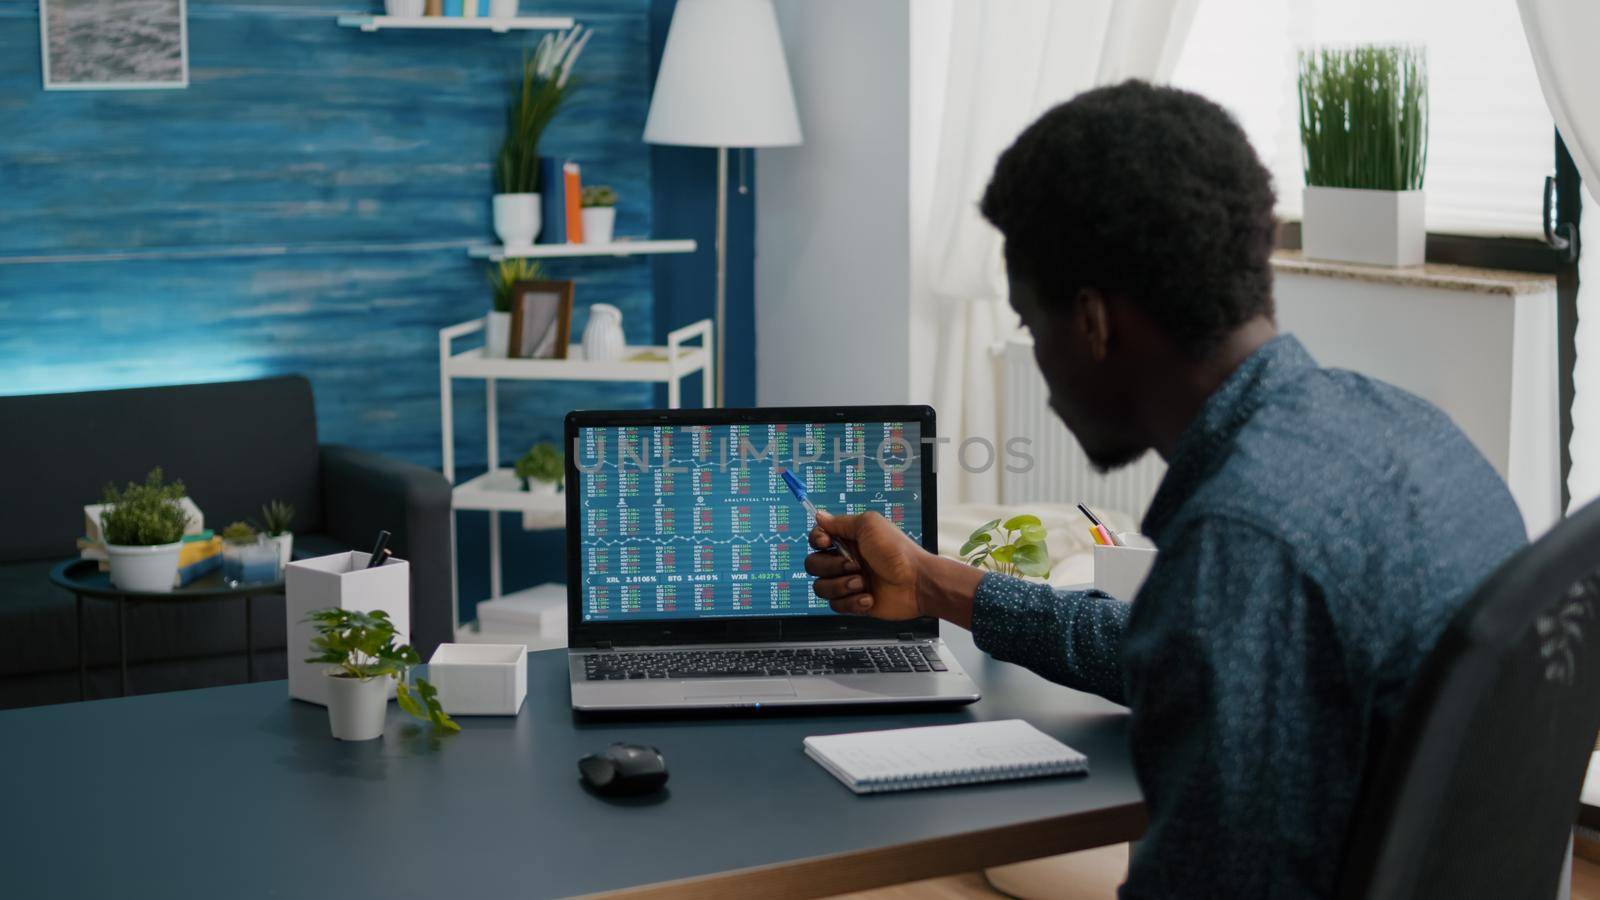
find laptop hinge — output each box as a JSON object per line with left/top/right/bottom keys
{"left": 592, "top": 641, "right": 613, "bottom": 650}
{"left": 897, "top": 632, "right": 919, "bottom": 642}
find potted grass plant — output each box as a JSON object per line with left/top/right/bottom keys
{"left": 580, "top": 185, "right": 617, "bottom": 245}
{"left": 492, "top": 26, "right": 592, "bottom": 245}
{"left": 1298, "top": 44, "right": 1429, "bottom": 267}
{"left": 486, "top": 257, "right": 542, "bottom": 358}
{"left": 260, "top": 500, "right": 295, "bottom": 569}
{"left": 100, "top": 468, "right": 189, "bottom": 593}
{"left": 306, "top": 608, "right": 459, "bottom": 742}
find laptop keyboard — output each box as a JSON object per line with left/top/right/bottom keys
{"left": 583, "top": 644, "right": 949, "bottom": 680}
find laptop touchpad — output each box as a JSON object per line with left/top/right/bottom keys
{"left": 682, "top": 679, "right": 796, "bottom": 698}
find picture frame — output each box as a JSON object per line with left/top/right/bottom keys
{"left": 508, "top": 279, "right": 575, "bottom": 359}
{"left": 40, "top": 0, "right": 190, "bottom": 91}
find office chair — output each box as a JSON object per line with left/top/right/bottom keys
{"left": 1339, "top": 498, "right": 1600, "bottom": 900}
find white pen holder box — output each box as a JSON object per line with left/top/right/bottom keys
{"left": 1093, "top": 541, "right": 1158, "bottom": 601}
{"left": 427, "top": 643, "right": 527, "bottom": 716}
{"left": 286, "top": 551, "right": 410, "bottom": 706}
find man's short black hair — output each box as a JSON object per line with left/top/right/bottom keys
{"left": 980, "top": 80, "right": 1277, "bottom": 357}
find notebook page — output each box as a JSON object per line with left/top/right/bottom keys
{"left": 804, "top": 719, "right": 1086, "bottom": 790}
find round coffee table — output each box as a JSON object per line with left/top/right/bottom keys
{"left": 49, "top": 559, "right": 286, "bottom": 700}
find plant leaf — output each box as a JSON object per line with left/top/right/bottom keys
{"left": 958, "top": 536, "right": 991, "bottom": 557}
{"left": 1020, "top": 524, "right": 1047, "bottom": 544}
{"left": 968, "top": 519, "right": 1002, "bottom": 541}
{"left": 395, "top": 681, "right": 424, "bottom": 719}
{"left": 1002, "top": 514, "right": 1042, "bottom": 532}
{"left": 1013, "top": 543, "right": 1051, "bottom": 577}
{"left": 990, "top": 545, "right": 1015, "bottom": 564}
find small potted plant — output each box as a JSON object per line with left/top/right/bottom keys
{"left": 960, "top": 514, "right": 1052, "bottom": 580}
{"left": 492, "top": 26, "right": 590, "bottom": 245}
{"left": 101, "top": 468, "right": 189, "bottom": 593}
{"left": 1298, "top": 44, "right": 1428, "bottom": 267}
{"left": 222, "top": 521, "right": 280, "bottom": 586}
{"left": 305, "top": 608, "right": 459, "bottom": 742}
{"left": 580, "top": 185, "right": 617, "bottom": 245}
{"left": 260, "top": 500, "right": 295, "bottom": 569}
{"left": 486, "top": 257, "right": 542, "bottom": 358}
{"left": 514, "top": 442, "right": 564, "bottom": 494}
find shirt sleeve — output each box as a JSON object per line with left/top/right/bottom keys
{"left": 1118, "top": 515, "right": 1336, "bottom": 899}
{"left": 970, "top": 571, "right": 1130, "bottom": 705}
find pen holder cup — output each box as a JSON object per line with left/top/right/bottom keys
{"left": 1093, "top": 544, "right": 1157, "bottom": 602}
{"left": 286, "top": 551, "right": 411, "bottom": 707}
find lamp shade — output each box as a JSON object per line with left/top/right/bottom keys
{"left": 644, "top": 0, "right": 803, "bottom": 148}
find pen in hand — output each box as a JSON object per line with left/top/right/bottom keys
{"left": 779, "top": 468, "right": 857, "bottom": 565}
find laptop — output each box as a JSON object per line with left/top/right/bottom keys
{"left": 565, "top": 405, "right": 981, "bottom": 712}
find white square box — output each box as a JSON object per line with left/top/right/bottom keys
{"left": 285, "top": 551, "right": 411, "bottom": 706}
{"left": 427, "top": 643, "right": 527, "bottom": 716}
{"left": 1093, "top": 544, "right": 1158, "bottom": 602}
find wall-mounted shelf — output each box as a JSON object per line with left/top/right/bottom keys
{"left": 336, "top": 15, "right": 575, "bottom": 33}
{"left": 468, "top": 239, "right": 698, "bottom": 261}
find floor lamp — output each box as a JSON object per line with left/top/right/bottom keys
{"left": 644, "top": 0, "right": 802, "bottom": 406}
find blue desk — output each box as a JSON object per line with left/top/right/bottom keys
{"left": 0, "top": 628, "right": 1142, "bottom": 898}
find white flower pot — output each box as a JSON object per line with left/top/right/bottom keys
{"left": 582, "top": 303, "right": 626, "bottom": 362}
{"left": 484, "top": 310, "right": 511, "bottom": 358}
{"left": 106, "top": 542, "right": 183, "bottom": 593}
{"left": 1301, "top": 187, "right": 1425, "bottom": 268}
{"left": 385, "top": 0, "right": 425, "bottom": 15}
{"left": 521, "top": 478, "right": 560, "bottom": 495}
{"left": 488, "top": 0, "right": 517, "bottom": 16}
{"left": 581, "top": 207, "right": 615, "bottom": 245}
{"left": 324, "top": 673, "right": 390, "bottom": 741}
{"left": 491, "top": 193, "right": 541, "bottom": 246}
{"left": 272, "top": 533, "right": 293, "bottom": 570}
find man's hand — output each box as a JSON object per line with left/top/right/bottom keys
{"left": 805, "top": 511, "right": 983, "bottom": 627}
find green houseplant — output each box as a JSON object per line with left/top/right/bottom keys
{"left": 960, "top": 514, "right": 1052, "bottom": 579}
{"left": 485, "top": 257, "right": 543, "bottom": 358}
{"left": 491, "top": 25, "right": 592, "bottom": 246}
{"left": 513, "top": 442, "right": 564, "bottom": 493}
{"left": 259, "top": 500, "right": 295, "bottom": 568}
{"left": 579, "top": 184, "right": 617, "bottom": 245}
{"left": 221, "top": 521, "right": 278, "bottom": 586}
{"left": 100, "top": 468, "right": 189, "bottom": 593}
{"left": 1297, "top": 44, "right": 1429, "bottom": 267}
{"left": 305, "top": 608, "right": 459, "bottom": 741}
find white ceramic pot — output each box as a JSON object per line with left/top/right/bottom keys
{"left": 491, "top": 193, "right": 541, "bottom": 246}
{"left": 325, "top": 673, "right": 390, "bottom": 741}
{"left": 106, "top": 542, "right": 183, "bottom": 593}
{"left": 488, "top": 0, "right": 518, "bottom": 16}
{"left": 580, "top": 207, "right": 615, "bottom": 245}
{"left": 521, "top": 478, "right": 560, "bottom": 495}
{"left": 272, "top": 533, "right": 293, "bottom": 570}
{"left": 582, "top": 303, "right": 626, "bottom": 362}
{"left": 385, "top": 0, "right": 425, "bottom": 15}
{"left": 1301, "top": 187, "right": 1425, "bottom": 268}
{"left": 484, "top": 310, "right": 511, "bottom": 358}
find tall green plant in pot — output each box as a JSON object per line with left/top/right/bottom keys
{"left": 1298, "top": 44, "right": 1429, "bottom": 267}
{"left": 100, "top": 468, "right": 190, "bottom": 593}
{"left": 491, "top": 25, "right": 592, "bottom": 246}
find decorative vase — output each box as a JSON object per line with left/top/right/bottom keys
{"left": 106, "top": 542, "right": 182, "bottom": 593}
{"left": 519, "top": 478, "right": 560, "bottom": 495}
{"left": 324, "top": 673, "right": 389, "bottom": 741}
{"left": 488, "top": 0, "right": 517, "bottom": 16}
{"left": 580, "top": 207, "right": 616, "bottom": 245}
{"left": 1300, "top": 187, "right": 1425, "bottom": 268}
{"left": 491, "top": 193, "right": 541, "bottom": 246}
{"left": 272, "top": 532, "right": 294, "bottom": 570}
{"left": 484, "top": 310, "right": 511, "bottom": 358}
{"left": 582, "top": 304, "right": 626, "bottom": 363}
{"left": 384, "top": 0, "right": 424, "bottom": 15}
{"left": 224, "top": 538, "right": 281, "bottom": 586}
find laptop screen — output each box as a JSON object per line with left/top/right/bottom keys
{"left": 572, "top": 418, "right": 924, "bottom": 623}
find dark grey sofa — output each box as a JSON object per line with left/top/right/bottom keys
{"left": 0, "top": 376, "right": 453, "bottom": 709}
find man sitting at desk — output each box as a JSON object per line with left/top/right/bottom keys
{"left": 803, "top": 81, "right": 1527, "bottom": 898}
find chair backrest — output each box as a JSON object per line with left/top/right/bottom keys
{"left": 0, "top": 376, "right": 323, "bottom": 563}
{"left": 1339, "top": 498, "right": 1600, "bottom": 899}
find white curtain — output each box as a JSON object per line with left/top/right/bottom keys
{"left": 910, "top": 0, "right": 1198, "bottom": 504}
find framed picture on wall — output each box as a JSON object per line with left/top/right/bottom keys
{"left": 40, "top": 0, "right": 190, "bottom": 90}
{"left": 509, "top": 280, "right": 575, "bottom": 359}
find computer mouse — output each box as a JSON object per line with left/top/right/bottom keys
{"left": 579, "top": 743, "right": 669, "bottom": 796}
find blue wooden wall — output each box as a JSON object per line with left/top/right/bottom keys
{"left": 0, "top": 0, "right": 665, "bottom": 470}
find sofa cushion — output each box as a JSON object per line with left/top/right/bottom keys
{"left": 0, "top": 376, "right": 323, "bottom": 563}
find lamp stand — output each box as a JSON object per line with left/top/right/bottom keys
{"left": 714, "top": 145, "right": 728, "bottom": 407}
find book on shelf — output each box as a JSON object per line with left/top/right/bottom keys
{"left": 564, "top": 161, "right": 584, "bottom": 243}
{"left": 538, "top": 157, "right": 567, "bottom": 244}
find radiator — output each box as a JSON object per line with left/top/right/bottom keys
{"left": 1000, "top": 337, "right": 1167, "bottom": 522}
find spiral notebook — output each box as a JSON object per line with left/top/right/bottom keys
{"left": 804, "top": 719, "right": 1088, "bottom": 794}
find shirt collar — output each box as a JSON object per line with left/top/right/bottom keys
{"left": 1141, "top": 333, "right": 1317, "bottom": 538}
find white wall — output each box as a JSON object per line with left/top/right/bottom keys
{"left": 756, "top": 0, "right": 911, "bottom": 405}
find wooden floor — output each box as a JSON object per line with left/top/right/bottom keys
{"left": 827, "top": 846, "right": 1600, "bottom": 899}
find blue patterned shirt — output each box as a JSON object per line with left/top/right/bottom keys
{"left": 971, "top": 334, "right": 1527, "bottom": 899}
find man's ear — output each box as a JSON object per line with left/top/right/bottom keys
{"left": 1077, "top": 287, "right": 1111, "bottom": 363}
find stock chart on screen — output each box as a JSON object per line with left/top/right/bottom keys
{"left": 576, "top": 420, "right": 923, "bottom": 622}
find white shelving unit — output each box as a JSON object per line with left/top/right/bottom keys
{"left": 467, "top": 239, "right": 697, "bottom": 261}
{"left": 439, "top": 316, "right": 714, "bottom": 641}
{"left": 336, "top": 15, "right": 575, "bottom": 33}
